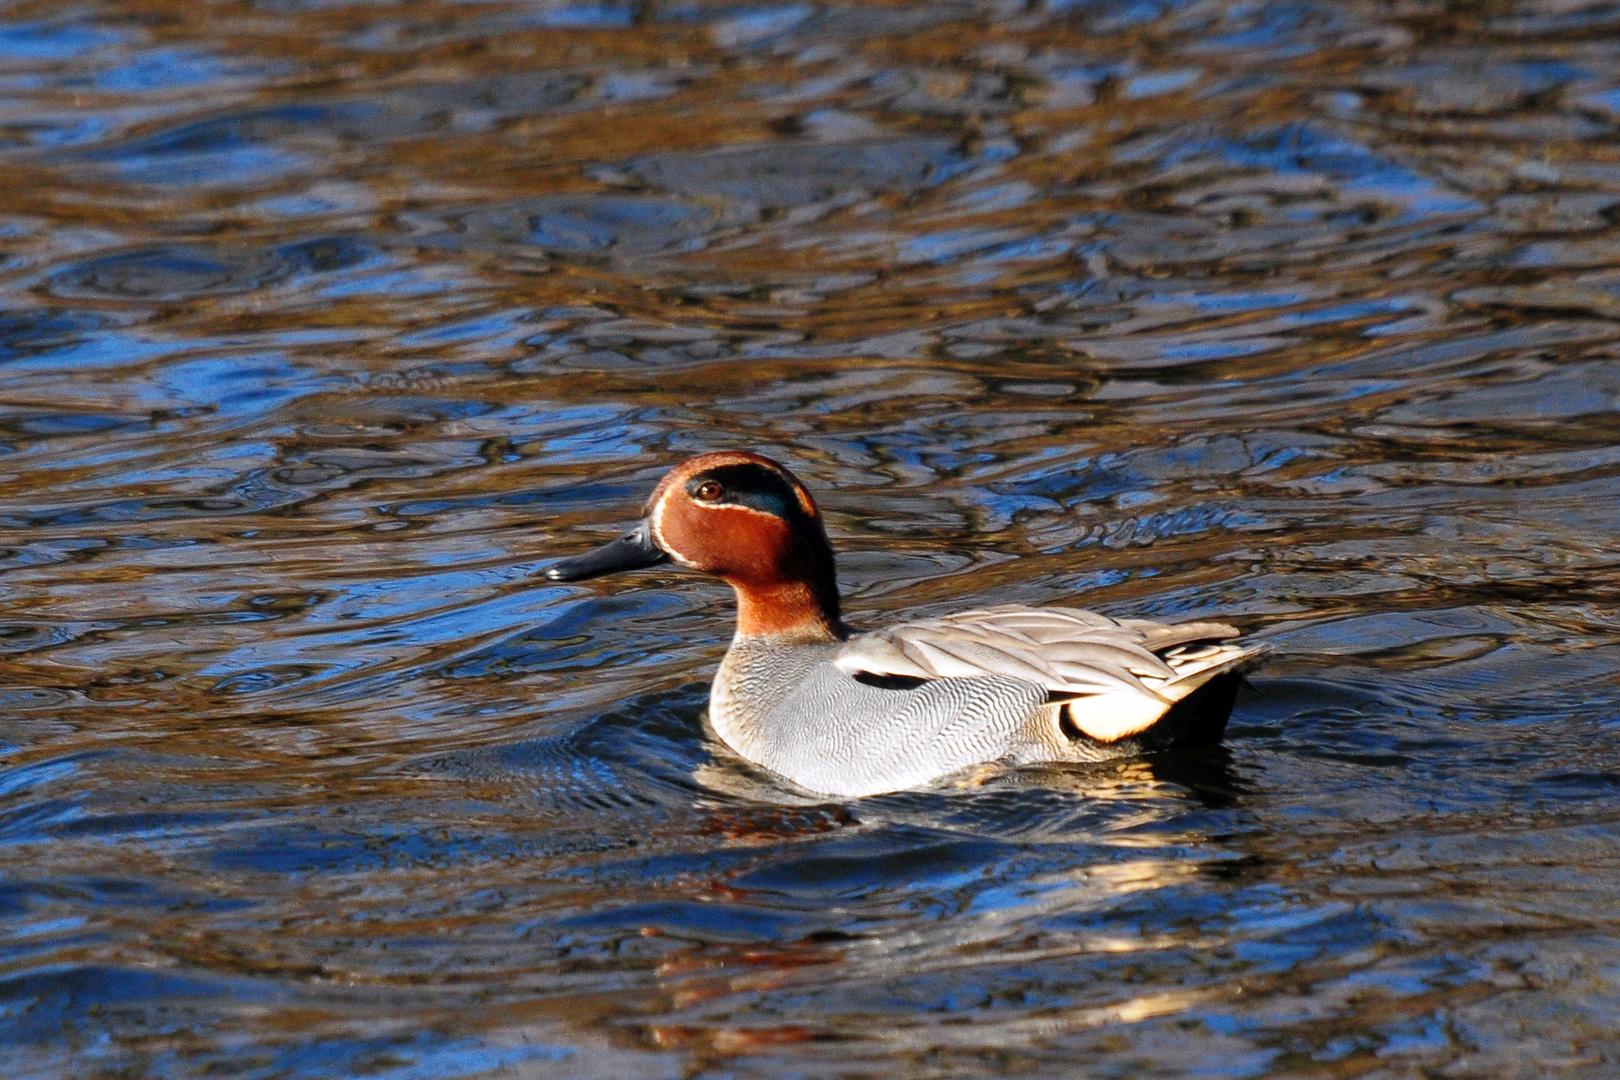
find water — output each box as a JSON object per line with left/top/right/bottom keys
{"left": 2, "top": 0, "right": 1619, "bottom": 1075}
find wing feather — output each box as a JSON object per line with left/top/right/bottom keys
{"left": 833, "top": 604, "right": 1258, "bottom": 742}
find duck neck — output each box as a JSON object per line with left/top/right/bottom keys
{"left": 731, "top": 578, "right": 847, "bottom": 641}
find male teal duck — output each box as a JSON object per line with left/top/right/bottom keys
{"left": 546, "top": 452, "right": 1257, "bottom": 798}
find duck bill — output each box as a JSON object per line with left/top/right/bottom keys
{"left": 544, "top": 521, "right": 668, "bottom": 582}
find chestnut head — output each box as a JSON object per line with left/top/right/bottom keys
{"left": 546, "top": 452, "right": 844, "bottom": 638}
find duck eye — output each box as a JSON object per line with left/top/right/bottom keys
{"left": 693, "top": 480, "right": 723, "bottom": 502}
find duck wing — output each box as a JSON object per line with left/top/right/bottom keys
{"left": 833, "top": 605, "right": 1255, "bottom": 743}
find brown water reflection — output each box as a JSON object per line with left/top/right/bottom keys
{"left": 3, "top": 0, "right": 1620, "bottom": 1076}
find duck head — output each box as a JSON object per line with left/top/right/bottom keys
{"left": 545, "top": 452, "right": 846, "bottom": 641}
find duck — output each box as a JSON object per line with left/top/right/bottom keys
{"left": 545, "top": 451, "right": 1257, "bottom": 798}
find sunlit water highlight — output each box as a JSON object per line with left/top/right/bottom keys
{"left": 2, "top": 1, "right": 1620, "bottom": 1076}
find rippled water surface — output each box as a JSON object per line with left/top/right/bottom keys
{"left": 4, "top": 0, "right": 1620, "bottom": 1075}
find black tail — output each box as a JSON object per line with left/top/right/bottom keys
{"left": 1135, "top": 671, "right": 1245, "bottom": 751}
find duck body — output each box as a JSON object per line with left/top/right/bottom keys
{"left": 546, "top": 452, "right": 1257, "bottom": 799}
{"left": 711, "top": 632, "right": 1049, "bottom": 797}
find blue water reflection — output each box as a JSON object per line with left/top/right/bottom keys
{"left": 2, "top": 0, "right": 1620, "bottom": 1076}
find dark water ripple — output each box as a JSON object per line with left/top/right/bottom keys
{"left": 1, "top": 0, "right": 1620, "bottom": 1076}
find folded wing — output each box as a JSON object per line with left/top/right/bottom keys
{"left": 833, "top": 605, "right": 1255, "bottom": 743}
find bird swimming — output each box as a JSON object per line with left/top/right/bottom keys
{"left": 545, "top": 451, "right": 1257, "bottom": 798}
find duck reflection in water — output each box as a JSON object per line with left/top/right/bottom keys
{"left": 547, "top": 452, "right": 1260, "bottom": 799}
{"left": 639, "top": 745, "right": 1255, "bottom": 1053}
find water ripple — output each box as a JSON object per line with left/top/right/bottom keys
{"left": 1, "top": 0, "right": 1619, "bottom": 1076}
